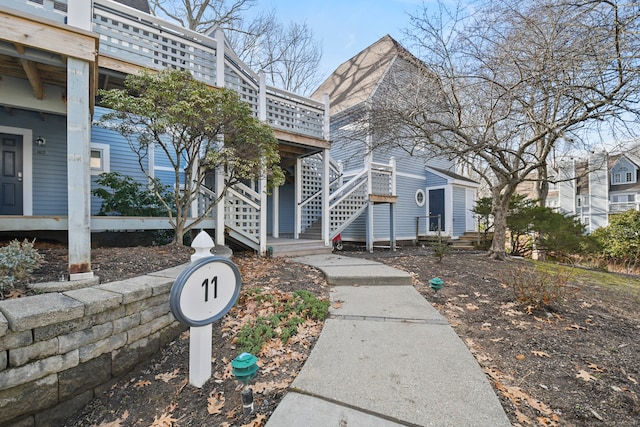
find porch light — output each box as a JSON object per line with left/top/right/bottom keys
{"left": 35, "top": 136, "right": 46, "bottom": 146}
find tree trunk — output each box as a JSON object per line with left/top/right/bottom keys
{"left": 488, "top": 195, "right": 510, "bottom": 260}
{"left": 171, "top": 221, "right": 186, "bottom": 246}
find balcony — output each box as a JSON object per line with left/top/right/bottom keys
{"left": 609, "top": 201, "right": 640, "bottom": 213}
{"left": 10, "top": 0, "right": 324, "bottom": 140}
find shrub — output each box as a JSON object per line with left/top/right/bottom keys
{"left": 92, "top": 172, "right": 173, "bottom": 217}
{"left": 0, "top": 239, "right": 43, "bottom": 292}
{"left": 504, "top": 265, "right": 578, "bottom": 311}
{"left": 592, "top": 210, "right": 640, "bottom": 272}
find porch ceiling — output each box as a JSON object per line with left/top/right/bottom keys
{"left": 275, "top": 129, "right": 330, "bottom": 165}
{"left": 0, "top": 7, "right": 98, "bottom": 108}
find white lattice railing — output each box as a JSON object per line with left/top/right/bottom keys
{"left": 328, "top": 169, "right": 369, "bottom": 237}
{"left": 16, "top": 0, "right": 325, "bottom": 139}
{"left": 370, "top": 161, "right": 396, "bottom": 196}
{"left": 299, "top": 154, "right": 343, "bottom": 234}
{"left": 225, "top": 182, "right": 261, "bottom": 244}
{"left": 196, "top": 185, "right": 217, "bottom": 218}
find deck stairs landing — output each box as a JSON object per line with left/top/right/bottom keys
{"left": 267, "top": 238, "right": 333, "bottom": 257}
{"left": 449, "top": 231, "right": 493, "bottom": 250}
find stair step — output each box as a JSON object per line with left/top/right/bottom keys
{"left": 267, "top": 239, "right": 332, "bottom": 257}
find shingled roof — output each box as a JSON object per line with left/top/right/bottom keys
{"left": 312, "top": 35, "right": 426, "bottom": 115}
{"left": 113, "top": 0, "right": 150, "bottom": 13}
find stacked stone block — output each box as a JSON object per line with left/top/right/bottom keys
{"left": 0, "top": 266, "right": 187, "bottom": 427}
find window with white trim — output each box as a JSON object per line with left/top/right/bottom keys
{"left": 415, "top": 189, "right": 425, "bottom": 206}
{"left": 90, "top": 143, "right": 110, "bottom": 175}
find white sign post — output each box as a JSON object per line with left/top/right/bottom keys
{"left": 169, "top": 232, "right": 241, "bottom": 388}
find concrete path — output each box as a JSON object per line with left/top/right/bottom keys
{"left": 266, "top": 254, "right": 510, "bottom": 427}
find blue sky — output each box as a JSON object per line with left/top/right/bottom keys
{"left": 250, "top": 0, "right": 423, "bottom": 81}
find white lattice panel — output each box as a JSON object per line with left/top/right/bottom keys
{"left": 224, "top": 184, "right": 261, "bottom": 244}
{"left": 329, "top": 179, "right": 368, "bottom": 234}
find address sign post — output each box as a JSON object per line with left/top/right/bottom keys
{"left": 169, "top": 231, "right": 242, "bottom": 388}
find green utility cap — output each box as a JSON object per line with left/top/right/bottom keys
{"left": 429, "top": 277, "right": 444, "bottom": 291}
{"left": 232, "top": 352, "right": 258, "bottom": 382}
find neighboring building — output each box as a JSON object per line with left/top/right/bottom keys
{"left": 311, "top": 35, "right": 479, "bottom": 250}
{"left": 547, "top": 152, "right": 640, "bottom": 232}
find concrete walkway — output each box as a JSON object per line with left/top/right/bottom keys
{"left": 266, "top": 254, "right": 510, "bottom": 427}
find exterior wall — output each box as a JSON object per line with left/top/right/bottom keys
{"left": 0, "top": 267, "right": 187, "bottom": 427}
{"left": 267, "top": 182, "right": 295, "bottom": 236}
{"left": 589, "top": 153, "right": 609, "bottom": 232}
{"left": 556, "top": 161, "right": 577, "bottom": 215}
{"left": 340, "top": 174, "right": 427, "bottom": 242}
{"left": 0, "top": 107, "right": 181, "bottom": 217}
{"left": 329, "top": 106, "right": 368, "bottom": 173}
{"left": 452, "top": 186, "right": 467, "bottom": 236}
{"left": 91, "top": 107, "right": 153, "bottom": 215}
{"left": 425, "top": 170, "right": 448, "bottom": 187}
{"left": 0, "top": 108, "right": 68, "bottom": 216}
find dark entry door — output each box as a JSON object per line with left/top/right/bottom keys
{"left": 428, "top": 188, "right": 445, "bottom": 231}
{"left": 1, "top": 133, "right": 23, "bottom": 215}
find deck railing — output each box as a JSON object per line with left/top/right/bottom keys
{"left": 15, "top": 0, "right": 324, "bottom": 139}
{"left": 609, "top": 201, "right": 640, "bottom": 213}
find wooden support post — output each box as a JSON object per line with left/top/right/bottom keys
{"left": 322, "top": 148, "right": 330, "bottom": 246}
{"left": 67, "top": 56, "right": 93, "bottom": 280}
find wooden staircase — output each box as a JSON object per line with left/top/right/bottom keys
{"left": 449, "top": 231, "right": 493, "bottom": 250}
{"left": 267, "top": 237, "right": 332, "bottom": 257}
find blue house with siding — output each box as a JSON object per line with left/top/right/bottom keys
{"left": 312, "top": 35, "right": 479, "bottom": 250}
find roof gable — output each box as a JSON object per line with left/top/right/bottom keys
{"left": 312, "top": 35, "right": 405, "bottom": 115}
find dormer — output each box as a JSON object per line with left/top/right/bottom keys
{"left": 610, "top": 155, "right": 639, "bottom": 186}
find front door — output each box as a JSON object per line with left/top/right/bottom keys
{"left": 1, "top": 133, "right": 23, "bottom": 215}
{"left": 428, "top": 188, "right": 445, "bottom": 232}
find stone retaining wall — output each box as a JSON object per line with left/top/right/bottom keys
{"left": 0, "top": 265, "right": 188, "bottom": 427}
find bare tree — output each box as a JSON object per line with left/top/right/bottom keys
{"left": 150, "top": 0, "right": 322, "bottom": 94}
{"left": 149, "top": 0, "right": 252, "bottom": 33}
{"left": 366, "top": 0, "right": 640, "bottom": 259}
{"left": 229, "top": 18, "right": 323, "bottom": 94}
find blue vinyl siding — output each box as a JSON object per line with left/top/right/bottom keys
{"left": 267, "top": 182, "right": 295, "bottom": 236}
{"left": 341, "top": 175, "right": 426, "bottom": 241}
{"left": 426, "top": 170, "right": 447, "bottom": 187}
{"left": 452, "top": 186, "right": 466, "bottom": 236}
{"left": 91, "top": 107, "right": 187, "bottom": 214}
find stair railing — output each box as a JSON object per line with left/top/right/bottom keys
{"left": 224, "top": 182, "right": 261, "bottom": 245}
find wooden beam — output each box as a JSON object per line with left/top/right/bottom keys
{"left": 272, "top": 129, "right": 331, "bottom": 151}
{"left": 370, "top": 195, "right": 398, "bottom": 204}
{"left": 0, "top": 8, "right": 98, "bottom": 63}
{"left": 18, "top": 57, "right": 44, "bottom": 99}
{"left": 98, "top": 55, "right": 146, "bottom": 77}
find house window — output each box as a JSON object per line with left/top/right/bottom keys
{"left": 627, "top": 172, "right": 633, "bottom": 182}
{"left": 90, "top": 143, "right": 110, "bottom": 175}
{"left": 415, "top": 189, "right": 425, "bottom": 207}
{"left": 614, "top": 173, "right": 621, "bottom": 183}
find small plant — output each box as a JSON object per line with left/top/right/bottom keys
{"left": 504, "top": 265, "right": 579, "bottom": 311}
{"left": 0, "top": 239, "right": 43, "bottom": 293}
{"left": 432, "top": 240, "right": 450, "bottom": 262}
{"left": 290, "top": 290, "right": 331, "bottom": 320}
{"left": 234, "top": 289, "right": 329, "bottom": 354}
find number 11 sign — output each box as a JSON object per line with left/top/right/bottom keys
{"left": 170, "top": 256, "right": 242, "bottom": 327}
{"left": 169, "top": 256, "right": 242, "bottom": 388}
